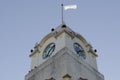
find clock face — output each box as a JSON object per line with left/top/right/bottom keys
{"left": 42, "top": 43, "right": 55, "bottom": 59}
{"left": 73, "top": 43, "right": 86, "bottom": 59}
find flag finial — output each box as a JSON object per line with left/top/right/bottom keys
{"left": 60, "top": 4, "right": 77, "bottom": 24}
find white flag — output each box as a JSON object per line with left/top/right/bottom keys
{"left": 64, "top": 5, "right": 77, "bottom": 10}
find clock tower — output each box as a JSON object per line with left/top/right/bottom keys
{"left": 25, "top": 24, "right": 104, "bottom": 80}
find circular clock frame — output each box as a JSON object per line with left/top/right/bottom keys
{"left": 42, "top": 43, "right": 55, "bottom": 59}
{"left": 73, "top": 43, "right": 86, "bottom": 59}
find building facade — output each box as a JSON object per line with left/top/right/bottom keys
{"left": 25, "top": 24, "right": 104, "bottom": 80}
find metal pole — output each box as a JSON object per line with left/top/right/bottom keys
{"left": 61, "top": 4, "right": 64, "bottom": 24}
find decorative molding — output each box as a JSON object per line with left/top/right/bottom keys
{"left": 54, "top": 30, "right": 75, "bottom": 39}
{"left": 86, "top": 44, "right": 98, "bottom": 57}
{"left": 29, "top": 42, "right": 41, "bottom": 57}
{"left": 63, "top": 74, "right": 72, "bottom": 79}
{"left": 75, "top": 33, "right": 88, "bottom": 46}
{"left": 29, "top": 48, "right": 40, "bottom": 57}
{"left": 88, "top": 47, "right": 98, "bottom": 57}
{"left": 45, "top": 77, "right": 55, "bottom": 80}
{"left": 79, "top": 77, "right": 88, "bottom": 80}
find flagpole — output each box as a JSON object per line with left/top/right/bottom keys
{"left": 61, "top": 4, "right": 64, "bottom": 24}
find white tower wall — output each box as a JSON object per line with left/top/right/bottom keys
{"left": 26, "top": 24, "right": 104, "bottom": 80}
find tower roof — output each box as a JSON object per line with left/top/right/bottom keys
{"left": 39, "top": 24, "right": 88, "bottom": 47}
{"left": 30, "top": 24, "right": 98, "bottom": 57}
{"left": 53, "top": 23, "right": 73, "bottom": 33}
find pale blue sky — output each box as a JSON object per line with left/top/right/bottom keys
{"left": 0, "top": 0, "right": 120, "bottom": 80}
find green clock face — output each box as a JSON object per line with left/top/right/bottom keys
{"left": 42, "top": 43, "right": 55, "bottom": 59}
{"left": 73, "top": 43, "right": 86, "bottom": 59}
